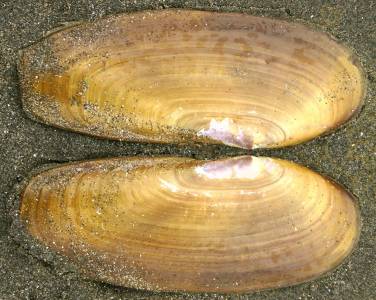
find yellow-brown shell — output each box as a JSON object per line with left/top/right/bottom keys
{"left": 19, "top": 10, "right": 365, "bottom": 149}
{"left": 19, "top": 156, "right": 359, "bottom": 292}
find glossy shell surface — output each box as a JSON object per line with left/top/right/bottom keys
{"left": 20, "top": 156, "right": 359, "bottom": 292}
{"left": 19, "top": 10, "right": 365, "bottom": 149}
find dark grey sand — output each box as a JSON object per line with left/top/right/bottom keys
{"left": 0, "top": 1, "right": 375, "bottom": 299}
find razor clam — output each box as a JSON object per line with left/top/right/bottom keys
{"left": 19, "top": 10, "right": 365, "bottom": 149}
{"left": 19, "top": 156, "right": 359, "bottom": 292}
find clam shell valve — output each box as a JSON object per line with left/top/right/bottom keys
{"left": 19, "top": 10, "right": 364, "bottom": 149}
{"left": 20, "top": 156, "right": 359, "bottom": 292}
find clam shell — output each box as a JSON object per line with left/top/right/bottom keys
{"left": 19, "top": 156, "right": 359, "bottom": 292}
{"left": 19, "top": 10, "right": 365, "bottom": 149}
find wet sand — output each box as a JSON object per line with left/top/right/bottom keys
{"left": 0, "top": 1, "right": 375, "bottom": 299}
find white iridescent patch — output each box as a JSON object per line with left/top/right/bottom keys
{"left": 197, "top": 118, "right": 253, "bottom": 149}
{"left": 195, "top": 156, "right": 263, "bottom": 180}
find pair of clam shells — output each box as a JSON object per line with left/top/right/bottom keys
{"left": 18, "top": 10, "right": 364, "bottom": 293}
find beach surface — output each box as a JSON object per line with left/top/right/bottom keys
{"left": 0, "top": 1, "right": 375, "bottom": 299}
